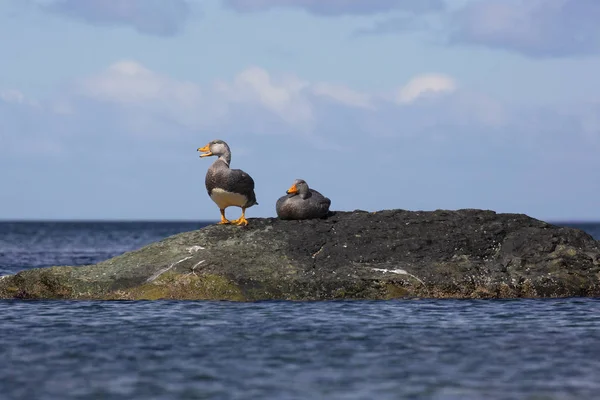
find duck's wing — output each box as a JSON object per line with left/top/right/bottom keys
{"left": 308, "top": 190, "right": 331, "bottom": 217}
{"left": 227, "top": 168, "right": 257, "bottom": 206}
{"left": 276, "top": 193, "right": 290, "bottom": 209}
{"left": 276, "top": 194, "right": 295, "bottom": 219}
{"left": 310, "top": 189, "right": 331, "bottom": 206}
{"left": 228, "top": 168, "right": 254, "bottom": 190}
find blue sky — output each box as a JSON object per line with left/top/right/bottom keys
{"left": 1, "top": 0, "right": 599, "bottom": 221}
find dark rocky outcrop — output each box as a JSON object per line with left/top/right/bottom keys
{"left": 1, "top": 209, "right": 599, "bottom": 300}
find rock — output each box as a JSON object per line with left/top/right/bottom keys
{"left": 1, "top": 209, "right": 599, "bottom": 300}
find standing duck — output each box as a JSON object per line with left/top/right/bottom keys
{"left": 197, "top": 140, "right": 258, "bottom": 226}
{"left": 276, "top": 179, "right": 331, "bottom": 220}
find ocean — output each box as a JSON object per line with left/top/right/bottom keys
{"left": 1, "top": 221, "right": 599, "bottom": 400}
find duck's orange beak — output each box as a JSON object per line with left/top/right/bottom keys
{"left": 286, "top": 184, "right": 298, "bottom": 194}
{"left": 197, "top": 144, "right": 212, "bottom": 157}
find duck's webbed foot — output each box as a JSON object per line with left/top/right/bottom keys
{"left": 233, "top": 217, "right": 248, "bottom": 226}
{"left": 217, "top": 209, "right": 231, "bottom": 225}
{"left": 230, "top": 208, "right": 249, "bottom": 226}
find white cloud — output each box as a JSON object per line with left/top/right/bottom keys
{"left": 77, "top": 60, "right": 201, "bottom": 106}
{"left": 311, "top": 83, "right": 374, "bottom": 109}
{"left": 1, "top": 89, "right": 26, "bottom": 104}
{"left": 77, "top": 62, "right": 317, "bottom": 129}
{"left": 0, "top": 89, "right": 38, "bottom": 107}
{"left": 43, "top": 60, "right": 524, "bottom": 146}
{"left": 395, "top": 73, "right": 457, "bottom": 104}
{"left": 4, "top": 60, "right": 518, "bottom": 162}
{"left": 72, "top": 61, "right": 390, "bottom": 133}
{"left": 74, "top": 60, "right": 207, "bottom": 130}
{"left": 78, "top": 61, "right": 459, "bottom": 119}
{"left": 9, "top": 59, "right": 587, "bottom": 155}
{"left": 214, "top": 67, "right": 314, "bottom": 126}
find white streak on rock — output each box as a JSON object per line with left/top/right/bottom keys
{"left": 188, "top": 260, "right": 206, "bottom": 276}
{"left": 187, "top": 246, "right": 205, "bottom": 253}
{"left": 372, "top": 268, "right": 425, "bottom": 286}
{"left": 147, "top": 256, "right": 192, "bottom": 283}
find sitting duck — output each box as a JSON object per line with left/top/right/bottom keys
{"left": 276, "top": 179, "right": 331, "bottom": 220}
{"left": 197, "top": 139, "right": 258, "bottom": 226}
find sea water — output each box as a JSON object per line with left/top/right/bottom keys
{"left": 1, "top": 221, "right": 599, "bottom": 399}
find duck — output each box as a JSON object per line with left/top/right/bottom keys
{"left": 276, "top": 179, "right": 331, "bottom": 220}
{"left": 197, "top": 140, "right": 258, "bottom": 226}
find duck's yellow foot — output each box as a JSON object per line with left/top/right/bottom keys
{"left": 231, "top": 216, "right": 248, "bottom": 226}
{"left": 230, "top": 208, "right": 248, "bottom": 226}
{"left": 217, "top": 209, "right": 230, "bottom": 224}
